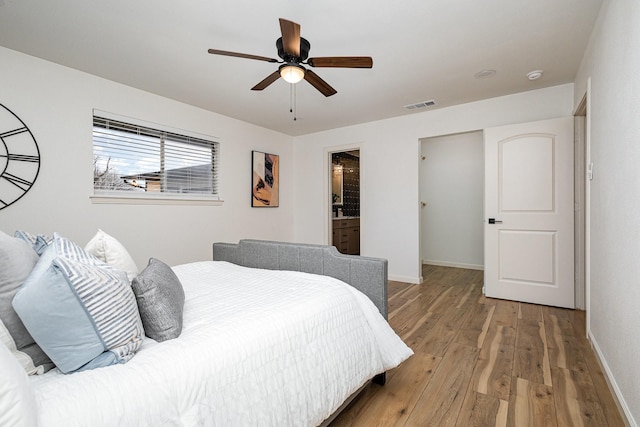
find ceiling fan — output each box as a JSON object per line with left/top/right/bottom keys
{"left": 208, "top": 18, "right": 373, "bottom": 97}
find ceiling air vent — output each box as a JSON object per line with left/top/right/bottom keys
{"left": 403, "top": 100, "right": 437, "bottom": 110}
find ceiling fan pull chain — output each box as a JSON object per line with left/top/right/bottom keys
{"left": 289, "top": 83, "right": 297, "bottom": 121}
{"left": 290, "top": 83, "right": 293, "bottom": 113}
{"left": 293, "top": 84, "right": 297, "bottom": 121}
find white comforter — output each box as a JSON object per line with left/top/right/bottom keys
{"left": 28, "top": 261, "right": 413, "bottom": 427}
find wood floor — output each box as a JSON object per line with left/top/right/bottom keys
{"left": 330, "top": 264, "right": 626, "bottom": 427}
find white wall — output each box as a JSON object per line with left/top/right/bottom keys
{"left": 420, "top": 131, "right": 483, "bottom": 270}
{"left": 0, "top": 47, "right": 294, "bottom": 268}
{"left": 293, "top": 84, "right": 574, "bottom": 283}
{"left": 574, "top": 1, "right": 640, "bottom": 424}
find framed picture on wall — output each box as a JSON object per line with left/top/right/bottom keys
{"left": 251, "top": 150, "right": 279, "bottom": 207}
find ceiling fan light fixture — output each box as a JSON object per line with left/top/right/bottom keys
{"left": 280, "top": 64, "right": 305, "bottom": 84}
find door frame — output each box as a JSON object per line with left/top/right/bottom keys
{"left": 324, "top": 144, "right": 362, "bottom": 247}
{"left": 574, "top": 79, "right": 592, "bottom": 337}
{"left": 574, "top": 96, "right": 587, "bottom": 311}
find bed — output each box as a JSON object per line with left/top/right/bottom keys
{"left": 1, "top": 237, "right": 413, "bottom": 426}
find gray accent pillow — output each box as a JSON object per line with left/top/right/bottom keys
{"left": 131, "top": 258, "right": 185, "bottom": 342}
{"left": 14, "top": 230, "right": 53, "bottom": 256}
{"left": 0, "top": 230, "right": 53, "bottom": 374}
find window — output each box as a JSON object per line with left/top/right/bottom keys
{"left": 92, "top": 114, "right": 220, "bottom": 204}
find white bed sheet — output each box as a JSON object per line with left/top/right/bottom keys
{"left": 29, "top": 261, "right": 413, "bottom": 427}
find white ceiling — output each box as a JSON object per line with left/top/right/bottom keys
{"left": 0, "top": 0, "right": 602, "bottom": 136}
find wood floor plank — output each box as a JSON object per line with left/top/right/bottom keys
{"left": 456, "top": 390, "right": 507, "bottom": 427}
{"left": 547, "top": 336, "right": 589, "bottom": 374}
{"left": 543, "top": 309, "right": 579, "bottom": 340}
{"left": 388, "top": 293, "right": 421, "bottom": 321}
{"left": 507, "top": 377, "right": 557, "bottom": 427}
{"left": 421, "top": 286, "right": 454, "bottom": 317}
{"left": 388, "top": 282, "right": 417, "bottom": 313}
{"left": 329, "top": 384, "right": 383, "bottom": 426}
{"left": 552, "top": 367, "right": 608, "bottom": 426}
{"left": 519, "top": 302, "right": 543, "bottom": 322}
{"left": 478, "top": 294, "right": 491, "bottom": 305}
{"left": 545, "top": 313, "right": 589, "bottom": 373}
{"left": 496, "top": 399, "right": 509, "bottom": 427}
{"left": 489, "top": 299, "right": 519, "bottom": 329}
{"left": 414, "top": 303, "right": 472, "bottom": 357}
{"left": 455, "top": 281, "right": 477, "bottom": 309}
{"left": 539, "top": 316, "right": 553, "bottom": 387}
{"left": 388, "top": 286, "right": 422, "bottom": 319}
{"left": 513, "top": 319, "right": 551, "bottom": 386}
{"left": 331, "top": 352, "right": 441, "bottom": 427}
{"left": 397, "top": 310, "right": 434, "bottom": 342}
{"left": 571, "top": 309, "right": 588, "bottom": 339}
{"left": 405, "top": 343, "right": 478, "bottom": 427}
{"left": 472, "top": 325, "right": 516, "bottom": 401}
{"left": 455, "top": 302, "right": 494, "bottom": 348}
{"left": 400, "top": 310, "right": 443, "bottom": 351}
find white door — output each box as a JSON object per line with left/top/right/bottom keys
{"left": 484, "top": 117, "right": 574, "bottom": 308}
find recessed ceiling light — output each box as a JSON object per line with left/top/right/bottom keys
{"left": 475, "top": 69, "right": 496, "bottom": 79}
{"left": 526, "top": 70, "right": 543, "bottom": 80}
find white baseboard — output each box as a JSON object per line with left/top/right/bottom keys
{"left": 588, "top": 331, "right": 636, "bottom": 427}
{"left": 388, "top": 274, "right": 422, "bottom": 284}
{"left": 422, "top": 259, "right": 484, "bottom": 271}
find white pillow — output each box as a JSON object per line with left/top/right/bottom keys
{"left": 85, "top": 229, "right": 139, "bottom": 281}
{"left": 0, "top": 341, "right": 38, "bottom": 426}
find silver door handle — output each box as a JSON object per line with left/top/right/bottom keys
{"left": 488, "top": 218, "right": 503, "bottom": 224}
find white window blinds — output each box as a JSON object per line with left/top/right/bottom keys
{"left": 92, "top": 116, "right": 219, "bottom": 198}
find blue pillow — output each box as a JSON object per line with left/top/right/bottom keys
{"left": 12, "top": 233, "right": 144, "bottom": 373}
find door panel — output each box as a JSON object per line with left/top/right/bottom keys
{"left": 499, "top": 230, "right": 555, "bottom": 284}
{"left": 485, "top": 117, "right": 574, "bottom": 308}
{"left": 501, "top": 135, "right": 554, "bottom": 211}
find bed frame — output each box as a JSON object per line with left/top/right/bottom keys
{"left": 212, "top": 239, "right": 389, "bottom": 319}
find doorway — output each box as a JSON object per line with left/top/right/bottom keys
{"left": 419, "top": 131, "right": 484, "bottom": 270}
{"left": 330, "top": 150, "right": 360, "bottom": 255}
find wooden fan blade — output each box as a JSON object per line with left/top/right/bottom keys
{"left": 307, "top": 56, "right": 373, "bottom": 68}
{"left": 304, "top": 70, "right": 337, "bottom": 97}
{"left": 251, "top": 71, "right": 281, "bottom": 91}
{"left": 279, "top": 18, "right": 301, "bottom": 57}
{"left": 208, "top": 49, "right": 278, "bottom": 63}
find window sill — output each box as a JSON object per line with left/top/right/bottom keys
{"left": 90, "top": 192, "right": 224, "bottom": 206}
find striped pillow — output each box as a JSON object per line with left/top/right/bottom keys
{"left": 12, "top": 233, "right": 144, "bottom": 373}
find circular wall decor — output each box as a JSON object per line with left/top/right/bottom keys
{"left": 0, "top": 103, "right": 41, "bottom": 211}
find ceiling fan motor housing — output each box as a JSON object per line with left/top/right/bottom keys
{"left": 276, "top": 37, "right": 310, "bottom": 62}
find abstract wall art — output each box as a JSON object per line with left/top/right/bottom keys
{"left": 251, "top": 150, "right": 279, "bottom": 207}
